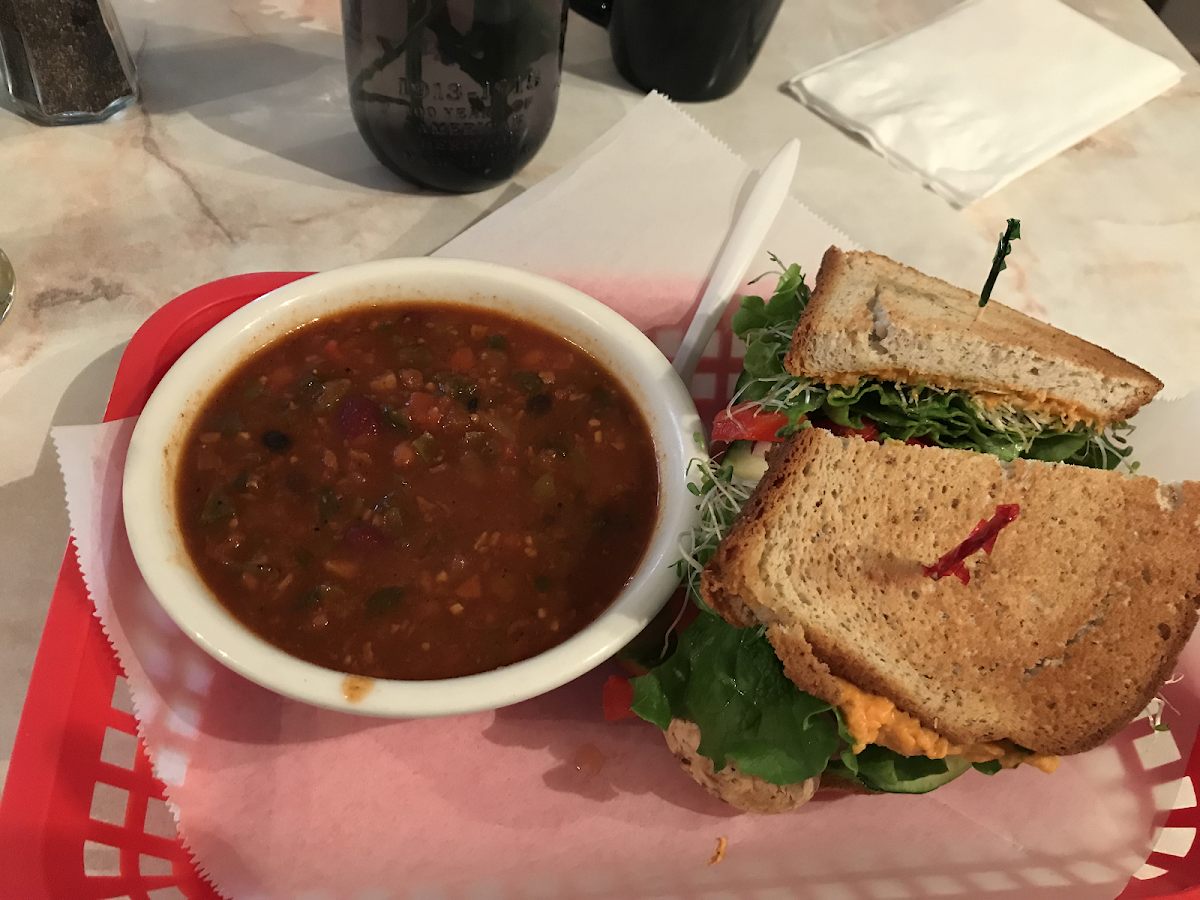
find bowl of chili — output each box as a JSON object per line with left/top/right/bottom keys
{"left": 123, "top": 258, "right": 705, "bottom": 716}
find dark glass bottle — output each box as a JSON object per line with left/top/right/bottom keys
{"left": 572, "top": 0, "right": 783, "bottom": 103}
{"left": 344, "top": 0, "right": 569, "bottom": 193}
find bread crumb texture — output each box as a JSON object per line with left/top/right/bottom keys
{"left": 703, "top": 428, "right": 1200, "bottom": 756}
{"left": 706, "top": 837, "right": 728, "bottom": 866}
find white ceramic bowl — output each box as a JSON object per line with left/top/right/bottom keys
{"left": 124, "top": 258, "right": 705, "bottom": 717}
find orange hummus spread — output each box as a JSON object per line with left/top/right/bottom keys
{"left": 834, "top": 677, "right": 1059, "bottom": 773}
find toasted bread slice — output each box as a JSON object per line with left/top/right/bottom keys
{"left": 703, "top": 428, "right": 1200, "bottom": 756}
{"left": 664, "top": 720, "right": 820, "bottom": 813}
{"left": 784, "top": 248, "right": 1162, "bottom": 426}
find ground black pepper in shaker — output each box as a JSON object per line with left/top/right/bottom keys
{"left": 0, "top": 0, "right": 138, "bottom": 124}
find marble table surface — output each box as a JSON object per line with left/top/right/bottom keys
{"left": 1, "top": 0, "right": 1198, "bottom": 796}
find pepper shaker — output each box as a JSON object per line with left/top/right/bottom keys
{"left": 0, "top": 0, "right": 138, "bottom": 125}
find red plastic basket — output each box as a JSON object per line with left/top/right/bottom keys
{"left": 1, "top": 273, "right": 1198, "bottom": 900}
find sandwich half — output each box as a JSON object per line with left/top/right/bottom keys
{"left": 713, "top": 247, "right": 1161, "bottom": 470}
{"left": 706, "top": 429, "right": 1200, "bottom": 762}
{"left": 621, "top": 248, "right": 1197, "bottom": 812}
{"left": 786, "top": 247, "right": 1161, "bottom": 428}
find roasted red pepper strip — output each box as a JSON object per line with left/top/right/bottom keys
{"left": 710, "top": 402, "right": 791, "bottom": 443}
{"left": 823, "top": 417, "right": 881, "bottom": 442}
{"left": 923, "top": 504, "right": 1020, "bottom": 585}
{"left": 602, "top": 674, "right": 638, "bottom": 721}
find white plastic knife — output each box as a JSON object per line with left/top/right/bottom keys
{"left": 671, "top": 138, "right": 801, "bottom": 383}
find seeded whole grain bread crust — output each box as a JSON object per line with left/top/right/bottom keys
{"left": 784, "top": 248, "right": 1162, "bottom": 426}
{"left": 702, "top": 428, "right": 1200, "bottom": 756}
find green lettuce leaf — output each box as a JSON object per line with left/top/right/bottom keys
{"left": 817, "top": 380, "right": 1108, "bottom": 464}
{"left": 631, "top": 611, "right": 973, "bottom": 793}
{"left": 632, "top": 610, "right": 840, "bottom": 785}
{"left": 850, "top": 747, "right": 971, "bottom": 794}
{"left": 729, "top": 268, "right": 1133, "bottom": 471}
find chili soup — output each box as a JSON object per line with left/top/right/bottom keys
{"left": 176, "top": 303, "right": 660, "bottom": 681}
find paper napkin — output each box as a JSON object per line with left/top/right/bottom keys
{"left": 786, "top": 0, "right": 1184, "bottom": 207}
{"left": 439, "top": 92, "right": 856, "bottom": 336}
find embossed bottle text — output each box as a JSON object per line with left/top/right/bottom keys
{"left": 344, "top": 0, "right": 568, "bottom": 193}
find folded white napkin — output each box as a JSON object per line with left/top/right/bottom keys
{"left": 786, "top": 0, "right": 1184, "bottom": 207}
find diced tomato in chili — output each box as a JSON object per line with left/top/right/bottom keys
{"left": 406, "top": 391, "right": 442, "bottom": 429}
{"left": 449, "top": 347, "right": 475, "bottom": 373}
{"left": 711, "top": 403, "right": 791, "bottom": 443}
{"left": 322, "top": 339, "right": 346, "bottom": 364}
{"left": 923, "top": 504, "right": 1021, "bottom": 585}
{"left": 267, "top": 366, "right": 294, "bottom": 391}
{"left": 519, "top": 349, "right": 545, "bottom": 369}
{"left": 455, "top": 574, "right": 482, "bottom": 599}
{"left": 602, "top": 674, "right": 638, "bottom": 721}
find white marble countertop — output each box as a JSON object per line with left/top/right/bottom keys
{"left": 2, "top": 0, "right": 1198, "bottom": 794}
